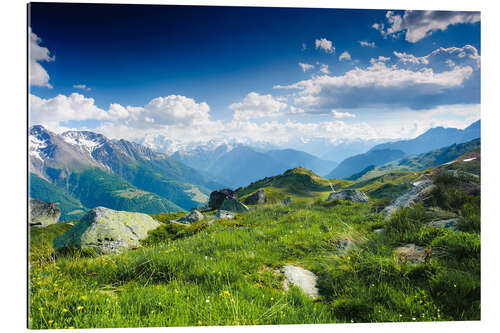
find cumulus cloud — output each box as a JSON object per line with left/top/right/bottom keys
{"left": 394, "top": 45, "right": 480, "bottom": 68}
{"left": 374, "top": 10, "right": 480, "bottom": 43}
{"left": 229, "top": 92, "right": 287, "bottom": 121}
{"left": 73, "top": 84, "right": 91, "bottom": 91}
{"left": 315, "top": 38, "right": 335, "bottom": 53}
{"left": 298, "top": 62, "right": 314, "bottom": 72}
{"left": 274, "top": 45, "right": 479, "bottom": 110}
{"left": 370, "top": 56, "right": 391, "bottom": 64}
{"left": 319, "top": 64, "right": 330, "bottom": 74}
{"left": 339, "top": 51, "right": 352, "bottom": 62}
{"left": 359, "top": 40, "right": 376, "bottom": 48}
{"left": 29, "top": 93, "right": 110, "bottom": 129}
{"left": 29, "top": 28, "right": 55, "bottom": 88}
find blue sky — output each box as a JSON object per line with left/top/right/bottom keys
{"left": 28, "top": 3, "right": 481, "bottom": 149}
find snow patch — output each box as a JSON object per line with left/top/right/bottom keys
{"left": 463, "top": 157, "right": 477, "bottom": 162}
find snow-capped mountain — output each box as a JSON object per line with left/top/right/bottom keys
{"left": 29, "top": 125, "right": 221, "bottom": 213}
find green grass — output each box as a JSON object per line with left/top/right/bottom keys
{"left": 29, "top": 189, "right": 480, "bottom": 328}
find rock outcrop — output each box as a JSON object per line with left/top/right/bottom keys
{"left": 282, "top": 265, "right": 319, "bottom": 299}
{"left": 29, "top": 198, "right": 61, "bottom": 227}
{"left": 243, "top": 190, "right": 268, "bottom": 205}
{"left": 219, "top": 197, "right": 249, "bottom": 213}
{"left": 53, "top": 207, "right": 161, "bottom": 255}
{"left": 394, "top": 244, "right": 431, "bottom": 264}
{"left": 327, "top": 189, "right": 369, "bottom": 203}
{"left": 383, "top": 180, "right": 435, "bottom": 217}
{"left": 176, "top": 209, "right": 204, "bottom": 224}
{"left": 208, "top": 189, "right": 237, "bottom": 210}
{"left": 427, "top": 218, "right": 459, "bottom": 231}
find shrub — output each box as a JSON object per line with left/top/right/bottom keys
{"left": 431, "top": 232, "right": 480, "bottom": 260}
{"left": 457, "top": 201, "right": 480, "bottom": 233}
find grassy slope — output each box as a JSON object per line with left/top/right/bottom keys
{"left": 65, "top": 168, "right": 183, "bottom": 213}
{"left": 29, "top": 164, "right": 480, "bottom": 328}
{"left": 29, "top": 173, "right": 87, "bottom": 221}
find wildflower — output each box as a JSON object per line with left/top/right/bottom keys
{"left": 270, "top": 297, "right": 274, "bottom": 301}
{"left": 38, "top": 307, "right": 45, "bottom": 311}
{"left": 68, "top": 326, "right": 75, "bottom": 329}
{"left": 198, "top": 321, "right": 202, "bottom": 325}
{"left": 223, "top": 291, "right": 229, "bottom": 296}
{"left": 206, "top": 299, "right": 210, "bottom": 303}
{"left": 48, "top": 320, "right": 54, "bottom": 325}
{"left": 77, "top": 306, "right": 84, "bottom": 311}
{"left": 453, "top": 284, "right": 457, "bottom": 288}
{"left": 80, "top": 296, "right": 87, "bottom": 301}
{"left": 412, "top": 317, "right": 416, "bottom": 321}
{"left": 62, "top": 308, "right": 69, "bottom": 313}
{"left": 105, "top": 311, "right": 109, "bottom": 315}
{"left": 218, "top": 271, "right": 221, "bottom": 275}
{"left": 347, "top": 256, "right": 351, "bottom": 261}
{"left": 399, "top": 314, "right": 402, "bottom": 317}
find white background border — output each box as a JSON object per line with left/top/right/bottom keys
{"left": 1, "top": 1, "right": 498, "bottom": 332}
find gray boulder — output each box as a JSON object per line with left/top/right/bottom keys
{"left": 282, "top": 265, "right": 319, "bottom": 299}
{"left": 244, "top": 190, "right": 268, "bottom": 205}
{"left": 427, "top": 218, "right": 459, "bottom": 231}
{"left": 29, "top": 198, "right": 60, "bottom": 227}
{"left": 383, "top": 180, "right": 435, "bottom": 217}
{"left": 53, "top": 206, "right": 161, "bottom": 255}
{"left": 394, "top": 244, "right": 430, "bottom": 264}
{"left": 177, "top": 209, "right": 204, "bottom": 224}
{"left": 216, "top": 210, "right": 236, "bottom": 220}
{"left": 208, "top": 189, "right": 237, "bottom": 210}
{"left": 219, "top": 197, "right": 249, "bottom": 213}
{"left": 327, "top": 189, "right": 369, "bottom": 203}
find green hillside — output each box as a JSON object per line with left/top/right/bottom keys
{"left": 29, "top": 173, "right": 87, "bottom": 221}
{"left": 62, "top": 167, "right": 183, "bottom": 213}
{"left": 29, "top": 162, "right": 480, "bottom": 328}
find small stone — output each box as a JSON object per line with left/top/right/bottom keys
{"left": 29, "top": 198, "right": 61, "bottom": 227}
{"left": 427, "top": 218, "right": 459, "bottom": 231}
{"left": 243, "top": 190, "right": 268, "bottom": 205}
{"left": 282, "top": 265, "right": 319, "bottom": 299}
{"left": 282, "top": 197, "right": 292, "bottom": 205}
{"left": 177, "top": 209, "right": 204, "bottom": 224}
{"left": 394, "top": 244, "right": 429, "bottom": 264}
{"left": 219, "top": 197, "right": 249, "bottom": 213}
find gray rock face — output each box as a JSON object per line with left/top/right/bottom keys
{"left": 53, "top": 207, "right": 161, "bottom": 255}
{"left": 427, "top": 218, "right": 459, "bottom": 231}
{"left": 282, "top": 197, "right": 292, "bottom": 205}
{"left": 244, "top": 190, "right": 268, "bottom": 205}
{"left": 383, "top": 180, "right": 435, "bottom": 217}
{"left": 219, "top": 197, "right": 249, "bottom": 213}
{"left": 327, "top": 190, "right": 369, "bottom": 203}
{"left": 29, "top": 198, "right": 61, "bottom": 227}
{"left": 177, "top": 209, "right": 204, "bottom": 224}
{"left": 208, "top": 189, "right": 237, "bottom": 210}
{"left": 282, "top": 265, "right": 319, "bottom": 299}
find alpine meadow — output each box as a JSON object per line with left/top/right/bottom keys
{"left": 28, "top": 3, "right": 481, "bottom": 329}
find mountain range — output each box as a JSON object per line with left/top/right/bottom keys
{"left": 29, "top": 125, "right": 221, "bottom": 220}
{"left": 171, "top": 145, "right": 338, "bottom": 188}
{"left": 326, "top": 120, "right": 481, "bottom": 179}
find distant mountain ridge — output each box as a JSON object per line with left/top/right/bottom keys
{"left": 368, "top": 120, "right": 480, "bottom": 155}
{"left": 172, "top": 145, "right": 338, "bottom": 188}
{"left": 29, "top": 125, "right": 221, "bottom": 215}
{"left": 326, "top": 120, "right": 481, "bottom": 179}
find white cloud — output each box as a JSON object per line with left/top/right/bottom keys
{"left": 374, "top": 10, "right": 480, "bottom": 43}
{"left": 73, "top": 84, "right": 91, "bottom": 91}
{"left": 331, "top": 110, "right": 356, "bottom": 118}
{"left": 298, "top": 62, "right": 314, "bottom": 72}
{"left": 301, "top": 43, "right": 307, "bottom": 50}
{"left": 393, "top": 51, "right": 429, "bottom": 65}
{"left": 229, "top": 92, "right": 287, "bottom": 121}
{"left": 29, "top": 93, "right": 110, "bottom": 129}
{"left": 339, "top": 51, "right": 352, "bottom": 62}
{"left": 359, "top": 40, "right": 376, "bottom": 48}
{"left": 315, "top": 38, "right": 335, "bottom": 53}
{"left": 29, "top": 28, "right": 55, "bottom": 88}
{"left": 394, "top": 45, "right": 480, "bottom": 68}
{"left": 370, "top": 56, "right": 391, "bottom": 64}
{"left": 319, "top": 64, "right": 330, "bottom": 74}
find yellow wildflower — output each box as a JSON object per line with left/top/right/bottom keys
{"left": 62, "top": 308, "right": 69, "bottom": 313}
{"left": 48, "top": 320, "right": 54, "bottom": 325}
